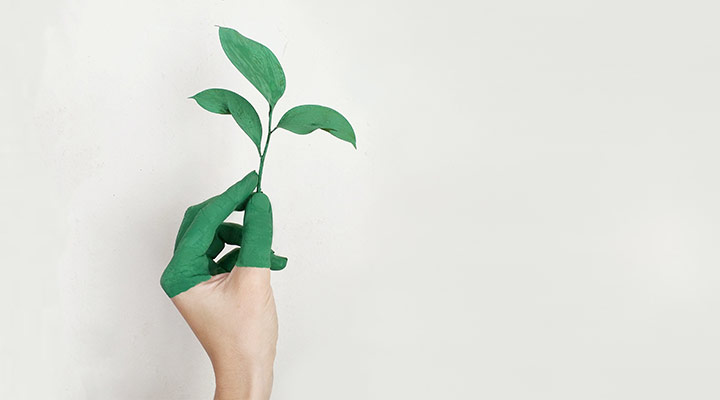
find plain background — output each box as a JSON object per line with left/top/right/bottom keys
{"left": 2, "top": 0, "right": 719, "bottom": 398}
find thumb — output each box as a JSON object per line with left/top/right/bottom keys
{"left": 236, "top": 192, "right": 273, "bottom": 268}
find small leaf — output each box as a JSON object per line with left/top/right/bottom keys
{"left": 218, "top": 26, "right": 286, "bottom": 110}
{"left": 276, "top": 105, "right": 356, "bottom": 148}
{"left": 190, "top": 88, "right": 263, "bottom": 153}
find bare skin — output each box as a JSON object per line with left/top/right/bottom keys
{"left": 171, "top": 266, "right": 277, "bottom": 400}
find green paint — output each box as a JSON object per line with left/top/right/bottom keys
{"left": 257, "top": 107, "right": 274, "bottom": 192}
{"left": 204, "top": 25, "right": 357, "bottom": 188}
{"left": 161, "top": 172, "right": 287, "bottom": 297}
{"left": 161, "top": 26, "right": 355, "bottom": 297}
{"left": 190, "top": 88, "right": 263, "bottom": 154}
{"left": 237, "top": 192, "right": 273, "bottom": 268}
{"left": 277, "top": 105, "right": 357, "bottom": 148}
{"left": 212, "top": 223, "right": 287, "bottom": 271}
{"left": 218, "top": 26, "right": 286, "bottom": 110}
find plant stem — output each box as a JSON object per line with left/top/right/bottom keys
{"left": 257, "top": 107, "right": 275, "bottom": 192}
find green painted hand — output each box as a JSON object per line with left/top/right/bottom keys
{"left": 160, "top": 170, "right": 287, "bottom": 298}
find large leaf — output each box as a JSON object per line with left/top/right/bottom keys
{"left": 190, "top": 88, "right": 263, "bottom": 153}
{"left": 276, "top": 105, "right": 356, "bottom": 148}
{"left": 218, "top": 26, "right": 286, "bottom": 110}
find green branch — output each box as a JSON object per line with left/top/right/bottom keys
{"left": 257, "top": 106, "right": 275, "bottom": 192}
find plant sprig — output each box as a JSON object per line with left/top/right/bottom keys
{"left": 190, "top": 26, "right": 357, "bottom": 193}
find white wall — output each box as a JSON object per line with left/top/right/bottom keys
{"left": 3, "top": 0, "right": 720, "bottom": 398}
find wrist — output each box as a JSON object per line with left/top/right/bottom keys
{"left": 213, "top": 360, "right": 273, "bottom": 400}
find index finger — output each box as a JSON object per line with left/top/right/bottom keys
{"left": 175, "top": 171, "right": 259, "bottom": 257}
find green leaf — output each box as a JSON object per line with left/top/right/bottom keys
{"left": 276, "top": 105, "right": 357, "bottom": 148}
{"left": 218, "top": 26, "right": 286, "bottom": 110}
{"left": 190, "top": 88, "right": 263, "bottom": 153}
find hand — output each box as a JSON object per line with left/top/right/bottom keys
{"left": 160, "top": 170, "right": 285, "bottom": 400}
